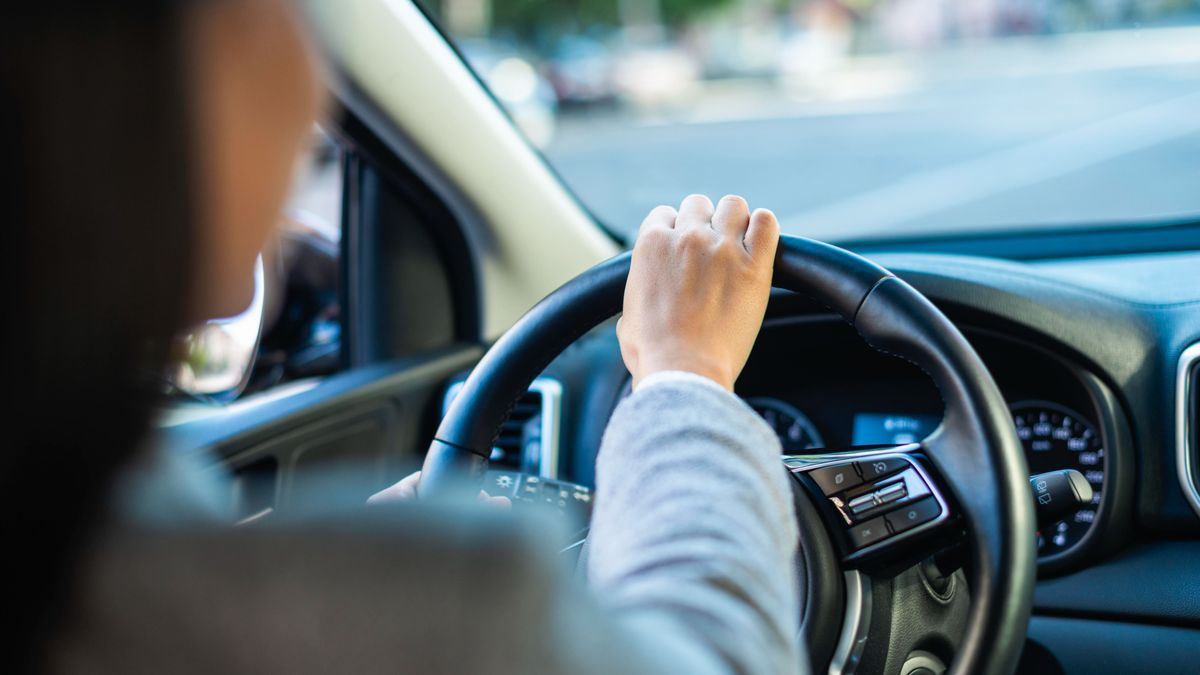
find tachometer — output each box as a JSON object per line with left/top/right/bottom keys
{"left": 747, "top": 397, "right": 825, "bottom": 453}
{"left": 1010, "top": 401, "right": 1104, "bottom": 557}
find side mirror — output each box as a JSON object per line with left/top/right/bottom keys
{"left": 169, "top": 257, "right": 266, "bottom": 401}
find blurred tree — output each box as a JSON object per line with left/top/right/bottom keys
{"left": 659, "top": 0, "right": 734, "bottom": 25}
{"left": 419, "top": 0, "right": 735, "bottom": 43}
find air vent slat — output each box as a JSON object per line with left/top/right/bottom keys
{"left": 443, "top": 378, "right": 561, "bottom": 478}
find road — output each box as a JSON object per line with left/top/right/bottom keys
{"left": 543, "top": 26, "right": 1200, "bottom": 242}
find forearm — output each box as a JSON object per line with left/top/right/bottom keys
{"left": 587, "top": 375, "right": 804, "bottom": 675}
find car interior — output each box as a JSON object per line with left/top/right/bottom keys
{"left": 159, "top": 1, "right": 1200, "bottom": 673}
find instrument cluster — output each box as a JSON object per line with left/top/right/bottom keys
{"left": 737, "top": 318, "right": 1130, "bottom": 573}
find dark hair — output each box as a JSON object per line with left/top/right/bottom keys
{"left": 1, "top": 4, "right": 196, "bottom": 671}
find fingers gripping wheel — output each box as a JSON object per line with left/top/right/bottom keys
{"left": 421, "top": 236, "right": 1035, "bottom": 675}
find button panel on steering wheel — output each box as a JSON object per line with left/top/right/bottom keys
{"left": 785, "top": 448, "right": 955, "bottom": 566}
{"left": 486, "top": 470, "right": 594, "bottom": 521}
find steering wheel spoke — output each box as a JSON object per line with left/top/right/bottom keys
{"left": 785, "top": 446, "right": 963, "bottom": 572}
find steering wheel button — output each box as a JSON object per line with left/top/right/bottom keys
{"left": 847, "top": 492, "right": 876, "bottom": 515}
{"left": 847, "top": 516, "right": 890, "bottom": 550}
{"left": 809, "top": 463, "right": 863, "bottom": 495}
{"left": 885, "top": 497, "right": 941, "bottom": 534}
{"left": 876, "top": 481, "right": 907, "bottom": 504}
{"left": 488, "top": 471, "right": 522, "bottom": 498}
{"left": 857, "top": 456, "right": 910, "bottom": 481}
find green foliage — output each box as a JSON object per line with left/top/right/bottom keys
{"left": 659, "top": 0, "right": 733, "bottom": 26}
{"left": 419, "top": 0, "right": 737, "bottom": 41}
{"left": 492, "top": 0, "right": 620, "bottom": 37}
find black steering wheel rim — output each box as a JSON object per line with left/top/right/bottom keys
{"left": 422, "top": 235, "right": 1035, "bottom": 675}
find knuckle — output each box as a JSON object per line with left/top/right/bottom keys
{"left": 678, "top": 227, "right": 713, "bottom": 250}
{"left": 681, "top": 193, "right": 714, "bottom": 211}
{"left": 719, "top": 194, "right": 748, "bottom": 209}
{"left": 715, "top": 237, "right": 742, "bottom": 259}
{"left": 639, "top": 205, "right": 676, "bottom": 231}
{"left": 647, "top": 204, "right": 677, "bottom": 221}
{"left": 638, "top": 225, "right": 670, "bottom": 247}
{"left": 753, "top": 208, "right": 780, "bottom": 233}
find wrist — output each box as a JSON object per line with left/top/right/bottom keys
{"left": 633, "top": 354, "right": 734, "bottom": 392}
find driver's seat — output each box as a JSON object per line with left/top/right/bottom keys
{"left": 45, "top": 507, "right": 651, "bottom": 675}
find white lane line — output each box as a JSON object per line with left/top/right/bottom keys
{"left": 636, "top": 98, "right": 914, "bottom": 128}
{"left": 781, "top": 90, "right": 1200, "bottom": 238}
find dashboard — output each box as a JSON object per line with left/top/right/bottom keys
{"left": 502, "top": 247, "right": 1200, "bottom": 672}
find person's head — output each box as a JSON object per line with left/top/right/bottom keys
{"left": 187, "top": 0, "right": 324, "bottom": 320}
{"left": 1, "top": 0, "right": 322, "bottom": 669}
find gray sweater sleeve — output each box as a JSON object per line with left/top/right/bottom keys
{"left": 586, "top": 376, "right": 805, "bottom": 675}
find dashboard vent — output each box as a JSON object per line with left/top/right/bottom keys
{"left": 1177, "top": 344, "right": 1200, "bottom": 517}
{"left": 443, "top": 378, "right": 562, "bottom": 478}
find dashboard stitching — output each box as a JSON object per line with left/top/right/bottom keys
{"left": 856, "top": 337, "right": 950, "bottom": 433}
{"left": 853, "top": 283, "right": 952, "bottom": 432}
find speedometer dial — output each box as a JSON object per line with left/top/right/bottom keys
{"left": 1010, "top": 401, "right": 1104, "bottom": 557}
{"left": 747, "top": 397, "right": 825, "bottom": 453}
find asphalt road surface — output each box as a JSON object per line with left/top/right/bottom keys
{"left": 544, "top": 26, "right": 1200, "bottom": 243}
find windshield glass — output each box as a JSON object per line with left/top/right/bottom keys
{"left": 418, "top": 0, "right": 1200, "bottom": 244}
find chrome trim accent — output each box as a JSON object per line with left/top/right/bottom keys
{"left": 782, "top": 444, "right": 923, "bottom": 469}
{"left": 828, "top": 570, "right": 871, "bottom": 675}
{"left": 531, "top": 378, "right": 563, "bottom": 480}
{"left": 443, "top": 377, "right": 562, "bottom": 479}
{"left": 783, "top": 446, "right": 952, "bottom": 559}
{"left": 559, "top": 538, "right": 587, "bottom": 555}
{"left": 1176, "top": 343, "right": 1200, "bottom": 517}
{"left": 235, "top": 508, "right": 273, "bottom": 526}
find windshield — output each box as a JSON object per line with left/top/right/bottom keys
{"left": 418, "top": 1, "right": 1200, "bottom": 244}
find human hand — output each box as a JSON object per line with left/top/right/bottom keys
{"left": 617, "top": 194, "right": 779, "bottom": 392}
{"left": 368, "top": 471, "right": 512, "bottom": 507}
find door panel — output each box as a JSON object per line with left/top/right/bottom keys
{"left": 160, "top": 346, "right": 482, "bottom": 522}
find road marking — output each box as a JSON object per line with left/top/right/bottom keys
{"left": 636, "top": 97, "right": 914, "bottom": 128}
{"left": 781, "top": 89, "right": 1200, "bottom": 238}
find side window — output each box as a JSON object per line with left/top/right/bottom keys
{"left": 251, "top": 128, "right": 344, "bottom": 393}
{"left": 170, "top": 127, "right": 344, "bottom": 402}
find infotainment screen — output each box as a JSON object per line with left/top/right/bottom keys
{"left": 851, "top": 413, "right": 941, "bottom": 446}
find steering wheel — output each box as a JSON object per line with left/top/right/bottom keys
{"left": 421, "top": 235, "right": 1036, "bottom": 675}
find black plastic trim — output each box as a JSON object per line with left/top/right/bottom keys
{"left": 1034, "top": 539, "right": 1200, "bottom": 628}
{"left": 1026, "top": 614, "right": 1200, "bottom": 675}
{"left": 333, "top": 105, "right": 481, "bottom": 355}
{"left": 160, "top": 347, "right": 481, "bottom": 461}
